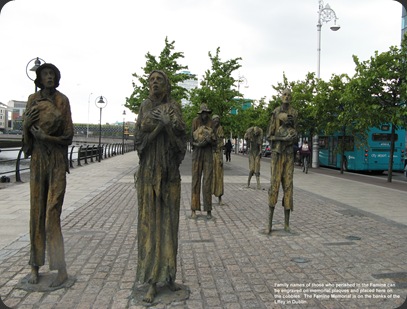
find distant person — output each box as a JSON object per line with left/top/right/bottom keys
{"left": 266, "top": 88, "right": 298, "bottom": 234}
{"left": 224, "top": 139, "right": 233, "bottom": 162}
{"left": 244, "top": 126, "right": 263, "bottom": 189}
{"left": 300, "top": 140, "right": 311, "bottom": 167}
{"left": 212, "top": 115, "right": 224, "bottom": 205}
{"left": 134, "top": 70, "right": 187, "bottom": 303}
{"left": 22, "top": 63, "right": 73, "bottom": 287}
{"left": 191, "top": 104, "right": 216, "bottom": 219}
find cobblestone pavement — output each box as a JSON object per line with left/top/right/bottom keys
{"left": 0, "top": 152, "right": 406, "bottom": 308}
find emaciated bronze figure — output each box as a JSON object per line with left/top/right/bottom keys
{"left": 22, "top": 63, "right": 73, "bottom": 287}
{"left": 212, "top": 114, "right": 224, "bottom": 205}
{"left": 266, "top": 88, "right": 298, "bottom": 234}
{"left": 191, "top": 104, "right": 216, "bottom": 219}
{"left": 134, "top": 70, "right": 186, "bottom": 303}
{"left": 244, "top": 126, "right": 263, "bottom": 189}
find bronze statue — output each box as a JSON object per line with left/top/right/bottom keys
{"left": 191, "top": 104, "right": 216, "bottom": 219}
{"left": 266, "top": 88, "right": 298, "bottom": 234}
{"left": 212, "top": 115, "right": 224, "bottom": 205}
{"left": 134, "top": 70, "right": 186, "bottom": 303}
{"left": 22, "top": 63, "right": 73, "bottom": 287}
{"left": 244, "top": 126, "right": 263, "bottom": 189}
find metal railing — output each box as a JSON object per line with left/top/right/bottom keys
{"left": 0, "top": 143, "right": 134, "bottom": 183}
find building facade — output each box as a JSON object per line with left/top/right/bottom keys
{"left": 0, "top": 102, "right": 9, "bottom": 132}
{"left": 177, "top": 70, "right": 198, "bottom": 106}
{"left": 8, "top": 100, "right": 27, "bottom": 131}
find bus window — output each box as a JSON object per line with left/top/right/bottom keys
{"left": 338, "top": 136, "right": 354, "bottom": 151}
{"left": 319, "top": 136, "right": 328, "bottom": 149}
{"left": 372, "top": 133, "right": 398, "bottom": 142}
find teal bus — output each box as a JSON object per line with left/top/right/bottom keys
{"left": 318, "top": 124, "right": 406, "bottom": 172}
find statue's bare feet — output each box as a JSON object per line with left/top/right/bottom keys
{"left": 284, "top": 225, "right": 291, "bottom": 233}
{"left": 207, "top": 211, "right": 212, "bottom": 219}
{"left": 28, "top": 266, "right": 39, "bottom": 284}
{"left": 143, "top": 284, "right": 157, "bottom": 303}
{"left": 191, "top": 211, "right": 197, "bottom": 219}
{"left": 168, "top": 280, "right": 181, "bottom": 292}
{"left": 50, "top": 267, "right": 68, "bottom": 287}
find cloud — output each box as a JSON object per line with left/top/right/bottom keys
{"left": 0, "top": 0, "right": 403, "bottom": 124}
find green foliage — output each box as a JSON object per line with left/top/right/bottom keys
{"left": 188, "top": 47, "right": 242, "bottom": 135}
{"left": 125, "top": 37, "right": 193, "bottom": 114}
{"left": 347, "top": 38, "right": 407, "bottom": 179}
{"left": 349, "top": 40, "right": 407, "bottom": 129}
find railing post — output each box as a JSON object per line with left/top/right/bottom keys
{"left": 15, "top": 147, "right": 24, "bottom": 182}
{"left": 77, "top": 145, "right": 83, "bottom": 166}
{"left": 84, "top": 145, "right": 89, "bottom": 164}
{"left": 100, "top": 144, "right": 104, "bottom": 160}
{"left": 69, "top": 145, "right": 75, "bottom": 169}
{"left": 90, "top": 145, "right": 95, "bottom": 163}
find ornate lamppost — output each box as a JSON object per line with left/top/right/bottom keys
{"left": 26, "top": 57, "right": 45, "bottom": 92}
{"left": 95, "top": 96, "right": 107, "bottom": 162}
{"left": 0, "top": 0, "right": 13, "bottom": 14}
{"left": 313, "top": 0, "right": 340, "bottom": 168}
{"left": 236, "top": 74, "right": 249, "bottom": 153}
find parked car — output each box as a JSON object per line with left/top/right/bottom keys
{"left": 239, "top": 146, "right": 247, "bottom": 154}
{"left": 5, "top": 129, "right": 22, "bottom": 135}
{"left": 262, "top": 144, "right": 271, "bottom": 157}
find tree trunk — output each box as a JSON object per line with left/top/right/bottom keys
{"left": 387, "top": 124, "right": 396, "bottom": 183}
{"left": 340, "top": 126, "right": 346, "bottom": 174}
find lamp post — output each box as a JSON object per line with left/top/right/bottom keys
{"left": 95, "top": 96, "right": 107, "bottom": 162}
{"left": 237, "top": 74, "right": 248, "bottom": 94}
{"left": 122, "top": 110, "right": 126, "bottom": 155}
{"left": 236, "top": 74, "right": 249, "bottom": 153}
{"left": 314, "top": 0, "right": 340, "bottom": 168}
{"left": 0, "top": 0, "right": 13, "bottom": 14}
{"left": 26, "top": 57, "right": 45, "bottom": 92}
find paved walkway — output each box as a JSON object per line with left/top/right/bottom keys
{"left": 0, "top": 151, "right": 406, "bottom": 308}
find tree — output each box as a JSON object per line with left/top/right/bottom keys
{"left": 349, "top": 38, "right": 407, "bottom": 181}
{"left": 188, "top": 47, "right": 242, "bottom": 136}
{"left": 314, "top": 73, "right": 353, "bottom": 173}
{"left": 125, "top": 37, "right": 193, "bottom": 114}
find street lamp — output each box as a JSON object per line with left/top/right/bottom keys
{"left": 95, "top": 96, "right": 107, "bottom": 162}
{"left": 235, "top": 74, "right": 249, "bottom": 153}
{"left": 0, "top": 0, "right": 13, "bottom": 14}
{"left": 317, "top": 0, "right": 340, "bottom": 79}
{"left": 237, "top": 75, "right": 249, "bottom": 94}
{"left": 26, "top": 57, "right": 45, "bottom": 92}
{"left": 122, "top": 110, "right": 126, "bottom": 155}
{"left": 314, "top": 0, "right": 340, "bottom": 168}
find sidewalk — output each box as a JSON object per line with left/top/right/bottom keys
{"left": 0, "top": 151, "right": 406, "bottom": 308}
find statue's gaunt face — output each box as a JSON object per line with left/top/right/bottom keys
{"left": 281, "top": 89, "right": 292, "bottom": 104}
{"left": 149, "top": 72, "right": 166, "bottom": 96}
{"left": 41, "top": 68, "right": 56, "bottom": 89}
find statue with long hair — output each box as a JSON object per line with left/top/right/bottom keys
{"left": 134, "top": 70, "right": 186, "bottom": 303}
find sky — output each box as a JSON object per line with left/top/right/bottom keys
{"left": 0, "top": 0, "right": 404, "bottom": 124}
